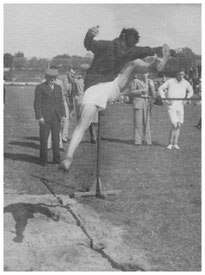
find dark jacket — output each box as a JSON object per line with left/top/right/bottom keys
{"left": 34, "top": 82, "right": 66, "bottom": 122}
{"left": 84, "top": 31, "right": 176, "bottom": 90}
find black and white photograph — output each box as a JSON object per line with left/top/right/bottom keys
{"left": 3, "top": 0, "right": 202, "bottom": 272}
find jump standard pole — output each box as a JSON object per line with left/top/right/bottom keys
{"left": 74, "top": 111, "right": 121, "bottom": 199}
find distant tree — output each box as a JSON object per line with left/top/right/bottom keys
{"left": 13, "top": 56, "right": 28, "bottom": 70}
{"left": 175, "top": 47, "right": 196, "bottom": 71}
{"left": 70, "top": 55, "right": 84, "bottom": 69}
{"left": 53, "top": 54, "right": 71, "bottom": 60}
{"left": 50, "top": 53, "right": 93, "bottom": 72}
{"left": 26, "top": 57, "right": 49, "bottom": 70}
{"left": 28, "top": 57, "right": 39, "bottom": 70}
{"left": 158, "top": 47, "right": 199, "bottom": 76}
{"left": 50, "top": 54, "right": 71, "bottom": 71}
{"left": 4, "top": 53, "right": 14, "bottom": 68}
{"left": 14, "top": 51, "right": 24, "bottom": 58}
{"left": 37, "top": 58, "right": 49, "bottom": 70}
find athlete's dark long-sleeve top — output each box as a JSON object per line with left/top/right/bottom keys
{"left": 84, "top": 31, "right": 176, "bottom": 90}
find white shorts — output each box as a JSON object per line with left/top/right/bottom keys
{"left": 168, "top": 104, "right": 184, "bottom": 126}
{"left": 82, "top": 76, "right": 120, "bottom": 110}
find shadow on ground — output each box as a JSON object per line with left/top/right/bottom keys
{"left": 101, "top": 137, "right": 165, "bottom": 147}
{"left": 24, "top": 136, "right": 39, "bottom": 141}
{"left": 4, "top": 203, "right": 59, "bottom": 243}
{"left": 4, "top": 153, "right": 39, "bottom": 164}
{"left": 9, "top": 141, "right": 39, "bottom": 150}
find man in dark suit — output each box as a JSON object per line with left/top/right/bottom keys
{"left": 34, "top": 69, "right": 66, "bottom": 166}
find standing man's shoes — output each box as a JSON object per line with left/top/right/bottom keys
{"left": 134, "top": 141, "right": 142, "bottom": 146}
{"left": 173, "top": 144, "right": 180, "bottom": 150}
{"left": 167, "top": 144, "right": 173, "bottom": 150}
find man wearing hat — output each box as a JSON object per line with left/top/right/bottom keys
{"left": 34, "top": 68, "right": 66, "bottom": 166}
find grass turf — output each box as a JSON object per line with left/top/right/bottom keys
{"left": 4, "top": 86, "right": 201, "bottom": 271}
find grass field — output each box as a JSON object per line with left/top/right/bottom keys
{"left": 4, "top": 85, "right": 201, "bottom": 271}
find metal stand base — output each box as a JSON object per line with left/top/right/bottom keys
{"left": 74, "top": 177, "right": 121, "bottom": 199}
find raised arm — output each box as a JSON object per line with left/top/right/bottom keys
{"left": 129, "top": 44, "right": 177, "bottom": 62}
{"left": 84, "top": 26, "right": 110, "bottom": 53}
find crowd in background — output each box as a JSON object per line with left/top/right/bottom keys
{"left": 33, "top": 63, "right": 201, "bottom": 166}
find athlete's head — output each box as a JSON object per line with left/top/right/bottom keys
{"left": 119, "top": 28, "right": 140, "bottom": 47}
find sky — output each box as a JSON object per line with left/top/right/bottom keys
{"left": 3, "top": 2, "right": 201, "bottom": 59}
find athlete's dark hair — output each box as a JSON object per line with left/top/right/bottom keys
{"left": 119, "top": 28, "right": 140, "bottom": 44}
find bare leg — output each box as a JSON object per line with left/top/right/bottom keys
{"left": 169, "top": 126, "right": 176, "bottom": 145}
{"left": 168, "top": 123, "right": 181, "bottom": 149}
{"left": 59, "top": 104, "right": 98, "bottom": 171}
{"left": 118, "top": 59, "right": 150, "bottom": 93}
{"left": 173, "top": 123, "right": 181, "bottom": 145}
{"left": 118, "top": 44, "right": 170, "bottom": 93}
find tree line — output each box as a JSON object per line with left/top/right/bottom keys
{"left": 4, "top": 52, "right": 93, "bottom": 72}
{"left": 4, "top": 48, "right": 201, "bottom": 76}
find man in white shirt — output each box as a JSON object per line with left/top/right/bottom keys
{"left": 158, "top": 68, "right": 193, "bottom": 150}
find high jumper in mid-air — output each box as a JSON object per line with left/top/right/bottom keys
{"left": 59, "top": 25, "right": 179, "bottom": 172}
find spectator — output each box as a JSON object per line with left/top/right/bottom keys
{"left": 62, "top": 68, "right": 76, "bottom": 142}
{"left": 130, "top": 72, "right": 156, "bottom": 145}
{"left": 47, "top": 67, "right": 71, "bottom": 149}
{"left": 158, "top": 68, "right": 193, "bottom": 150}
{"left": 34, "top": 68, "right": 66, "bottom": 166}
{"left": 153, "top": 74, "right": 167, "bottom": 106}
{"left": 72, "top": 72, "right": 84, "bottom": 121}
